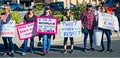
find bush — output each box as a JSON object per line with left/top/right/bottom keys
{"left": 0, "top": 10, "right": 20, "bottom": 24}
{"left": 53, "top": 11, "right": 63, "bottom": 23}
{"left": 71, "top": 4, "right": 86, "bottom": 20}
{"left": 12, "top": 11, "right": 21, "bottom": 24}
{"left": 34, "top": 5, "right": 43, "bottom": 11}
{"left": 33, "top": 3, "right": 45, "bottom": 11}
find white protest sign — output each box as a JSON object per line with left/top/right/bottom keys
{"left": 0, "top": 20, "right": 15, "bottom": 37}
{"left": 98, "top": 13, "right": 119, "bottom": 31}
{"left": 61, "top": 21, "right": 81, "bottom": 37}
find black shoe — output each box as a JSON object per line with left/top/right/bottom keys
{"left": 30, "top": 51, "right": 34, "bottom": 53}
{"left": 106, "top": 49, "right": 113, "bottom": 53}
{"left": 37, "top": 42, "right": 42, "bottom": 46}
{"left": 89, "top": 48, "right": 95, "bottom": 51}
{"left": 42, "top": 53, "right": 47, "bottom": 55}
{"left": 10, "top": 53, "right": 15, "bottom": 57}
{"left": 100, "top": 49, "right": 105, "bottom": 52}
{"left": 3, "top": 52, "right": 10, "bottom": 56}
{"left": 62, "top": 50, "right": 67, "bottom": 54}
{"left": 70, "top": 50, "right": 74, "bottom": 53}
{"left": 83, "top": 49, "right": 87, "bottom": 52}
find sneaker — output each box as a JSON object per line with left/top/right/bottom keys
{"left": 100, "top": 49, "right": 105, "bottom": 52}
{"left": 21, "top": 52, "right": 26, "bottom": 56}
{"left": 83, "top": 49, "right": 87, "bottom": 52}
{"left": 3, "top": 52, "right": 9, "bottom": 56}
{"left": 30, "top": 50, "right": 34, "bottom": 53}
{"left": 46, "top": 50, "right": 49, "bottom": 54}
{"left": 70, "top": 50, "right": 74, "bottom": 53}
{"left": 62, "top": 50, "right": 67, "bottom": 54}
{"left": 106, "top": 49, "right": 113, "bottom": 53}
{"left": 89, "top": 48, "right": 95, "bottom": 51}
{"left": 10, "top": 53, "right": 15, "bottom": 57}
{"left": 43, "top": 50, "right": 46, "bottom": 55}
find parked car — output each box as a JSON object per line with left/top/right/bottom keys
{"left": 9, "top": 3, "right": 24, "bottom": 11}
{"left": 48, "top": 2, "right": 75, "bottom": 11}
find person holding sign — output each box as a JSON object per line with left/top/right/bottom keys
{"left": 61, "top": 7, "right": 75, "bottom": 54}
{"left": 80, "top": 3, "right": 95, "bottom": 52}
{"left": 0, "top": 5, "right": 15, "bottom": 57}
{"left": 100, "top": 6, "right": 113, "bottom": 52}
{"left": 40, "top": 6, "right": 55, "bottom": 55}
{"left": 21, "top": 6, "right": 36, "bottom": 56}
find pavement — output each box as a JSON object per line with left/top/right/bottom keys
{"left": 0, "top": 38, "right": 120, "bottom": 57}
{"left": 0, "top": 26, "right": 120, "bottom": 57}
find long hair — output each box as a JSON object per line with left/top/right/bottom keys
{"left": 101, "top": 6, "right": 108, "bottom": 13}
{"left": 43, "top": 8, "right": 52, "bottom": 15}
{"left": 27, "top": 10, "right": 35, "bottom": 15}
{"left": 4, "top": 5, "right": 11, "bottom": 13}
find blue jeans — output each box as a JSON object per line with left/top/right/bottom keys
{"left": 101, "top": 29, "right": 111, "bottom": 50}
{"left": 42, "top": 34, "right": 51, "bottom": 51}
{"left": 2, "top": 37, "right": 14, "bottom": 52}
{"left": 83, "top": 28, "right": 94, "bottom": 49}
{"left": 22, "top": 37, "right": 34, "bottom": 53}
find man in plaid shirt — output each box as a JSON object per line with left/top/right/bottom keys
{"left": 80, "top": 3, "right": 95, "bottom": 52}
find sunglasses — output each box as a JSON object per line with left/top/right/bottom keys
{"left": 3, "top": 8, "right": 8, "bottom": 10}
{"left": 45, "top": 8, "right": 50, "bottom": 10}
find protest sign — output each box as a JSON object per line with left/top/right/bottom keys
{"left": 93, "top": 29, "right": 103, "bottom": 46}
{"left": 0, "top": 20, "right": 15, "bottom": 37}
{"left": 61, "top": 21, "right": 81, "bottom": 37}
{"left": 98, "top": 13, "right": 119, "bottom": 31}
{"left": 36, "top": 16, "right": 58, "bottom": 34}
{"left": 17, "top": 22, "right": 36, "bottom": 40}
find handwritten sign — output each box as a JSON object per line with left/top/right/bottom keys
{"left": 0, "top": 20, "right": 15, "bottom": 37}
{"left": 36, "top": 16, "right": 58, "bottom": 34}
{"left": 17, "top": 22, "right": 36, "bottom": 40}
{"left": 98, "top": 13, "right": 119, "bottom": 31}
{"left": 61, "top": 21, "right": 81, "bottom": 37}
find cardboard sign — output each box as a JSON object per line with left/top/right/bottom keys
{"left": 36, "top": 16, "right": 58, "bottom": 34}
{"left": 17, "top": 22, "right": 36, "bottom": 40}
{"left": 0, "top": 20, "right": 15, "bottom": 37}
{"left": 98, "top": 13, "right": 119, "bottom": 31}
{"left": 61, "top": 21, "right": 81, "bottom": 37}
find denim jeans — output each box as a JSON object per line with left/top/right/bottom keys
{"left": 22, "top": 37, "right": 34, "bottom": 53}
{"left": 2, "top": 37, "right": 14, "bottom": 52}
{"left": 101, "top": 29, "right": 111, "bottom": 50}
{"left": 42, "top": 34, "right": 51, "bottom": 51}
{"left": 83, "top": 28, "right": 94, "bottom": 49}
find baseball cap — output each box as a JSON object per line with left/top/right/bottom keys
{"left": 87, "top": 3, "right": 92, "bottom": 7}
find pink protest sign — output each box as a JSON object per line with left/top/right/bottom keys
{"left": 36, "top": 16, "right": 58, "bottom": 34}
{"left": 17, "top": 22, "right": 36, "bottom": 40}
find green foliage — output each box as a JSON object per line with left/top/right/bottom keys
{"left": 35, "top": 11, "right": 42, "bottom": 16}
{"left": 71, "top": 4, "right": 86, "bottom": 20}
{"left": 33, "top": 3, "right": 44, "bottom": 11}
{"left": 53, "top": 11, "right": 63, "bottom": 23}
{"left": 11, "top": 11, "right": 21, "bottom": 24}
{"left": 0, "top": 10, "right": 20, "bottom": 24}
{"left": 0, "top": 10, "right": 4, "bottom": 13}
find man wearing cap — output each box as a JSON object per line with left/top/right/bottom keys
{"left": 80, "top": 3, "right": 95, "bottom": 52}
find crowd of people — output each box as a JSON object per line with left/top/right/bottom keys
{"left": 0, "top": 1, "right": 120, "bottom": 57}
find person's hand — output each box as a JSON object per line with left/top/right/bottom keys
{"left": 53, "top": 35, "right": 55, "bottom": 40}
{"left": 2, "top": 19, "right": 6, "bottom": 23}
{"left": 0, "top": 15, "right": 1, "bottom": 18}
{"left": 114, "top": 30, "right": 117, "bottom": 33}
{"left": 82, "top": 26, "right": 84, "bottom": 29}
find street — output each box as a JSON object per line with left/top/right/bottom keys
{"left": 0, "top": 38, "right": 120, "bottom": 57}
